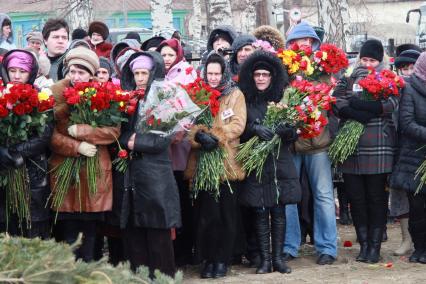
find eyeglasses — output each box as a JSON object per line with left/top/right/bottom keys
{"left": 253, "top": 72, "right": 271, "bottom": 79}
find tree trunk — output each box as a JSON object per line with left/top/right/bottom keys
{"left": 64, "top": 0, "right": 94, "bottom": 31}
{"left": 150, "top": 0, "right": 174, "bottom": 34}
{"left": 188, "top": 0, "right": 203, "bottom": 54}
{"left": 206, "top": 0, "right": 232, "bottom": 32}
{"left": 240, "top": 0, "right": 257, "bottom": 33}
{"left": 317, "top": 0, "right": 350, "bottom": 50}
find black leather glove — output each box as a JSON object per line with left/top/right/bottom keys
{"left": 276, "top": 123, "right": 298, "bottom": 142}
{"left": 251, "top": 124, "right": 274, "bottom": 141}
{"left": 195, "top": 131, "right": 219, "bottom": 151}
{"left": 351, "top": 65, "right": 369, "bottom": 79}
{"left": 0, "top": 147, "right": 24, "bottom": 169}
{"left": 339, "top": 106, "right": 376, "bottom": 124}
{"left": 349, "top": 97, "right": 383, "bottom": 115}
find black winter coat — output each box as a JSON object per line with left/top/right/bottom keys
{"left": 0, "top": 49, "right": 52, "bottom": 224}
{"left": 390, "top": 75, "right": 426, "bottom": 194}
{"left": 237, "top": 51, "right": 301, "bottom": 207}
{"left": 109, "top": 51, "right": 181, "bottom": 229}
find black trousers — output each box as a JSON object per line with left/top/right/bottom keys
{"left": 194, "top": 182, "right": 237, "bottom": 263}
{"left": 407, "top": 192, "right": 426, "bottom": 245}
{"left": 122, "top": 226, "right": 176, "bottom": 277}
{"left": 343, "top": 173, "right": 388, "bottom": 229}
{"left": 0, "top": 219, "right": 50, "bottom": 239}
{"left": 173, "top": 171, "right": 194, "bottom": 264}
{"left": 54, "top": 220, "right": 97, "bottom": 262}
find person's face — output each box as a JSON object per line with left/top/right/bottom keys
{"left": 237, "top": 45, "right": 255, "bottom": 64}
{"left": 28, "top": 40, "right": 42, "bottom": 51}
{"left": 206, "top": 63, "right": 222, "bottom": 88}
{"left": 8, "top": 67, "right": 30, "bottom": 84}
{"left": 253, "top": 69, "right": 271, "bottom": 91}
{"left": 90, "top": 32, "right": 104, "bottom": 45}
{"left": 160, "top": 46, "right": 177, "bottom": 71}
{"left": 96, "top": 67, "right": 110, "bottom": 83}
{"left": 213, "top": 37, "right": 231, "bottom": 52}
{"left": 400, "top": 64, "right": 415, "bottom": 76}
{"left": 293, "top": 37, "right": 313, "bottom": 48}
{"left": 69, "top": 65, "right": 92, "bottom": 85}
{"left": 44, "top": 28, "right": 69, "bottom": 57}
{"left": 360, "top": 57, "right": 380, "bottom": 68}
{"left": 2, "top": 25, "right": 11, "bottom": 38}
{"left": 133, "top": 68, "right": 150, "bottom": 90}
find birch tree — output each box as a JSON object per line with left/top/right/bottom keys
{"left": 317, "top": 0, "right": 350, "bottom": 50}
{"left": 64, "top": 0, "right": 94, "bottom": 31}
{"left": 240, "top": 0, "right": 258, "bottom": 33}
{"left": 188, "top": 0, "right": 203, "bottom": 54}
{"left": 206, "top": 0, "right": 232, "bottom": 32}
{"left": 150, "top": 0, "right": 174, "bottom": 34}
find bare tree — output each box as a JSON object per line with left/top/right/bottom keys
{"left": 188, "top": 0, "right": 203, "bottom": 54}
{"left": 150, "top": 0, "right": 174, "bottom": 34}
{"left": 64, "top": 0, "right": 94, "bottom": 30}
{"left": 240, "top": 0, "right": 258, "bottom": 33}
{"left": 317, "top": 0, "right": 350, "bottom": 50}
{"left": 205, "top": 0, "right": 232, "bottom": 32}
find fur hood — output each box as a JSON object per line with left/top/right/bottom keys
{"left": 238, "top": 50, "right": 288, "bottom": 104}
{"left": 120, "top": 51, "right": 165, "bottom": 91}
{"left": 252, "top": 25, "right": 285, "bottom": 50}
{"left": 0, "top": 13, "right": 13, "bottom": 44}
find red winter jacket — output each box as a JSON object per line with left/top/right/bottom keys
{"left": 88, "top": 40, "right": 113, "bottom": 59}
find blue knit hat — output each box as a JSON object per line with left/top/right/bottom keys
{"left": 286, "top": 22, "right": 321, "bottom": 51}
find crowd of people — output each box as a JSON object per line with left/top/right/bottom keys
{"left": 1, "top": 11, "right": 426, "bottom": 280}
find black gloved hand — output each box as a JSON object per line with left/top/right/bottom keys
{"left": 252, "top": 124, "right": 274, "bottom": 141}
{"left": 351, "top": 65, "right": 370, "bottom": 79}
{"left": 276, "top": 123, "right": 298, "bottom": 142}
{"left": 0, "top": 147, "right": 23, "bottom": 169}
{"left": 195, "top": 131, "right": 219, "bottom": 151}
{"left": 339, "top": 106, "right": 376, "bottom": 124}
{"left": 349, "top": 97, "right": 383, "bottom": 115}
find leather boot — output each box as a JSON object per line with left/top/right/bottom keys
{"left": 337, "top": 183, "right": 352, "bottom": 225}
{"left": 366, "top": 227, "right": 383, "bottom": 263}
{"left": 271, "top": 208, "right": 291, "bottom": 274}
{"left": 254, "top": 209, "right": 272, "bottom": 274}
{"left": 394, "top": 218, "right": 413, "bottom": 256}
{"left": 409, "top": 219, "right": 426, "bottom": 263}
{"left": 355, "top": 226, "right": 368, "bottom": 262}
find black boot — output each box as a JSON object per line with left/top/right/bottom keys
{"left": 366, "top": 227, "right": 383, "bottom": 263}
{"left": 355, "top": 226, "right": 368, "bottom": 262}
{"left": 337, "top": 183, "right": 352, "bottom": 225}
{"left": 382, "top": 225, "right": 388, "bottom": 242}
{"left": 409, "top": 219, "right": 426, "bottom": 263}
{"left": 200, "top": 261, "right": 214, "bottom": 278}
{"left": 271, "top": 208, "right": 291, "bottom": 274}
{"left": 254, "top": 209, "right": 272, "bottom": 274}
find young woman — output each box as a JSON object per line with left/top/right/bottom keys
{"left": 49, "top": 47, "right": 120, "bottom": 262}
{"left": 185, "top": 52, "right": 246, "bottom": 278}
{"left": 0, "top": 49, "right": 52, "bottom": 238}
{"left": 117, "top": 51, "right": 181, "bottom": 276}
{"left": 238, "top": 51, "right": 300, "bottom": 274}
{"left": 333, "top": 39, "right": 398, "bottom": 263}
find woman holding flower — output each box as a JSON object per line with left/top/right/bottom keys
{"left": 117, "top": 51, "right": 181, "bottom": 276}
{"left": 333, "top": 39, "right": 399, "bottom": 263}
{"left": 0, "top": 49, "right": 53, "bottom": 238}
{"left": 49, "top": 47, "right": 120, "bottom": 262}
{"left": 185, "top": 52, "right": 246, "bottom": 279}
{"left": 238, "top": 51, "right": 300, "bottom": 274}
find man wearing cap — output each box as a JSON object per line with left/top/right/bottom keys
{"left": 283, "top": 21, "right": 338, "bottom": 266}
{"left": 26, "top": 31, "right": 44, "bottom": 54}
{"left": 229, "top": 34, "right": 256, "bottom": 79}
{"left": 87, "top": 21, "right": 113, "bottom": 58}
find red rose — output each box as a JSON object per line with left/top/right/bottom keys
{"left": 118, "top": 149, "right": 128, "bottom": 159}
{"left": 0, "top": 105, "right": 8, "bottom": 118}
{"left": 343, "top": 240, "right": 353, "bottom": 247}
{"left": 67, "top": 95, "right": 81, "bottom": 105}
{"left": 13, "top": 103, "right": 26, "bottom": 116}
{"left": 185, "top": 66, "right": 194, "bottom": 75}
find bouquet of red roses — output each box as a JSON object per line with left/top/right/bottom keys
{"left": 182, "top": 78, "right": 228, "bottom": 198}
{"left": 311, "top": 44, "right": 349, "bottom": 80}
{"left": 50, "top": 81, "right": 134, "bottom": 213}
{"left": 0, "top": 83, "right": 55, "bottom": 227}
{"left": 329, "top": 69, "right": 405, "bottom": 165}
{"left": 237, "top": 79, "right": 335, "bottom": 180}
